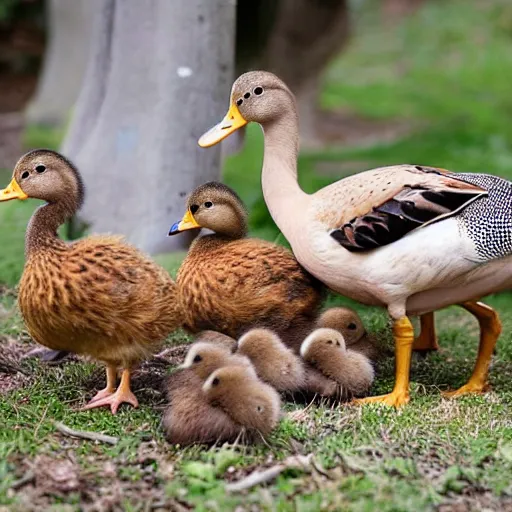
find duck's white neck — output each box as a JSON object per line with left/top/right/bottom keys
{"left": 261, "top": 113, "right": 308, "bottom": 243}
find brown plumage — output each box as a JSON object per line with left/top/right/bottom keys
{"left": 316, "top": 307, "right": 385, "bottom": 361}
{"left": 2, "top": 149, "right": 182, "bottom": 414}
{"left": 236, "top": 328, "right": 305, "bottom": 392}
{"left": 203, "top": 366, "right": 281, "bottom": 436}
{"left": 301, "top": 328, "right": 374, "bottom": 398}
{"left": 168, "top": 182, "right": 324, "bottom": 347}
{"left": 163, "top": 345, "right": 279, "bottom": 445}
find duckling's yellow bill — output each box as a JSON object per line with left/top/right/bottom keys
{"left": 198, "top": 103, "right": 247, "bottom": 148}
{"left": 168, "top": 209, "right": 200, "bottom": 236}
{"left": 0, "top": 178, "right": 28, "bottom": 202}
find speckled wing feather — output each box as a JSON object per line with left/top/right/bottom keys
{"left": 328, "top": 166, "right": 487, "bottom": 252}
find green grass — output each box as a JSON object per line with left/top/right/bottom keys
{"left": 1, "top": 0, "right": 512, "bottom": 509}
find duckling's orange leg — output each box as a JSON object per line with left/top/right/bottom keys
{"left": 82, "top": 368, "right": 139, "bottom": 414}
{"left": 354, "top": 316, "right": 413, "bottom": 408}
{"left": 443, "top": 301, "right": 501, "bottom": 398}
{"left": 412, "top": 313, "right": 439, "bottom": 352}
{"left": 86, "top": 365, "right": 117, "bottom": 404}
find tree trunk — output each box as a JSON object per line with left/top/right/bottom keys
{"left": 62, "top": 0, "right": 235, "bottom": 254}
{"left": 25, "top": 0, "right": 93, "bottom": 127}
{"left": 259, "top": 0, "right": 351, "bottom": 146}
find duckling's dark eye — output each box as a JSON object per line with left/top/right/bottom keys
{"left": 254, "top": 86, "right": 263, "bottom": 95}
{"left": 21, "top": 171, "right": 29, "bottom": 180}
{"left": 35, "top": 165, "right": 46, "bottom": 173}
{"left": 190, "top": 204, "right": 199, "bottom": 214}
{"left": 347, "top": 323, "right": 357, "bottom": 330}
{"left": 236, "top": 98, "right": 243, "bottom": 106}
{"left": 204, "top": 201, "right": 213, "bottom": 208}
{"left": 257, "top": 405, "right": 264, "bottom": 413}
{"left": 193, "top": 354, "right": 202, "bottom": 363}
{"left": 327, "top": 340, "right": 333, "bottom": 345}
{"left": 244, "top": 92, "right": 251, "bottom": 99}
{"left": 211, "top": 377, "right": 220, "bottom": 387}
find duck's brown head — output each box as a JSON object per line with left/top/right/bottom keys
{"left": 198, "top": 71, "right": 296, "bottom": 148}
{"left": 203, "top": 365, "right": 281, "bottom": 435}
{"left": 169, "top": 181, "right": 248, "bottom": 239}
{"left": 182, "top": 342, "right": 254, "bottom": 380}
{"left": 316, "top": 307, "right": 366, "bottom": 346}
{"left": 0, "top": 149, "right": 84, "bottom": 216}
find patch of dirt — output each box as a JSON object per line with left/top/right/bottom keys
{"left": 0, "top": 336, "right": 33, "bottom": 394}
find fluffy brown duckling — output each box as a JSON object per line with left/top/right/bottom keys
{"left": 181, "top": 341, "right": 255, "bottom": 379}
{"left": 194, "top": 330, "right": 238, "bottom": 351}
{"left": 0, "top": 149, "right": 182, "bottom": 414}
{"left": 236, "top": 328, "right": 306, "bottom": 392}
{"left": 301, "top": 328, "right": 375, "bottom": 398}
{"left": 203, "top": 365, "right": 281, "bottom": 436}
{"left": 163, "top": 345, "right": 279, "bottom": 444}
{"left": 168, "top": 182, "right": 323, "bottom": 347}
{"left": 317, "top": 307, "right": 383, "bottom": 361}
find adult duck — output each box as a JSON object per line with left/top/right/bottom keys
{"left": 197, "top": 71, "right": 511, "bottom": 407}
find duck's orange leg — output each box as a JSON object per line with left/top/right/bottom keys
{"left": 86, "top": 365, "right": 117, "bottom": 404}
{"left": 354, "top": 316, "right": 413, "bottom": 407}
{"left": 443, "top": 301, "right": 501, "bottom": 398}
{"left": 412, "top": 312, "right": 439, "bottom": 352}
{"left": 82, "top": 368, "right": 138, "bottom": 414}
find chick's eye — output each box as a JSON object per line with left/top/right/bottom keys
{"left": 327, "top": 340, "right": 333, "bottom": 345}
{"left": 347, "top": 323, "right": 357, "bottom": 330}
{"left": 254, "top": 86, "right": 263, "bottom": 95}
{"left": 211, "top": 377, "right": 220, "bottom": 387}
{"left": 35, "top": 165, "right": 46, "bottom": 173}
{"left": 21, "top": 171, "right": 29, "bottom": 180}
{"left": 204, "top": 201, "right": 213, "bottom": 208}
{"left": 257, "top": 405, "right": 264, "bottom": 413}
{"left": 193, "top": 354, "right": 202, "bottom": 363}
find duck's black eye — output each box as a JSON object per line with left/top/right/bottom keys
{"left": 190, "top": 204, "right": 199, "bottom": 214}
{"left": 244, "top": 92, "right": 251, "bottom": 99}
{"left": 236, "top": 98, "right": 243, "bottom": 106}
{"left": 193, "top": 354, "right": 202, "bottom": 363}
{"left": 35, "top": 165, "right": 46, "bottom": 173}
{"left": 21, "top": 171, "right": 29, "bottom": 180}
{"left": 254, "top": 86, "right": 263, "bottom": 95}
{"left": 327, "top": 340, "right": 333, "bottom": 345}
{"left": 211, "top": 377, "right": 220, "bottom": 387}
{"left": 204, "top": 201, "right": 213, "bottom": 208}
{"left": 347, "top": 322, "right": 357, "bottom": 330}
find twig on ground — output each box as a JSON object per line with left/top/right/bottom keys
{"left": 54, "top": 422, "right": 119, "bottom": 445}
{"left": 10, "top": 471, "right": 35, "bottom": 490}
{"left": 225, "top": 454, "right": 313, "bottom": 492}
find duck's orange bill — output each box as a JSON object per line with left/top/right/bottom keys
{"left": 0, "top": 178, "right": 28, "bottom": 202}
{"left": 198, "top": 103, "right": 247, "bottom": 148}
{"left": 168, "top": 209, "right": 201, "bottom": 236}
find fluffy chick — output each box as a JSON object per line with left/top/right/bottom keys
{"left": 301, "top": 328, "right": 374, "bottom": 398}
{"left": 203, "top": 365, "right": 281, "bottom": 436}
{"left": 236, "top": 328, "right": 306, "bottom": 392}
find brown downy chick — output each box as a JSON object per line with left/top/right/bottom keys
{"left": 301, "top": 328, "right": 374, "bottom": 398}
{"left": 163, "top": 343, "right": 254, "bottom": 445}
{"left": 181, "top": 341, "right": 255, "bottom": 380}
{"left": 236, "top": 328, "right": 305, "bottom": 392}
{"left": 316, "top": 307, "right": 382, "bottom": 361}
{"left": 162, "top": 369, "right": 241, "bottom": 445}
{"left": 203, "top": 365, "right": 281, "bottom": 436}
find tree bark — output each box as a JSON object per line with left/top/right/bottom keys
{"left": 258, "top": 0, "right": 351, "bottom": 146}
{"left": 62, "top": 0, "right": 235, "bottom": 254}
{"left": 25, "top": 0, "right": 93, "bottom": 127}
